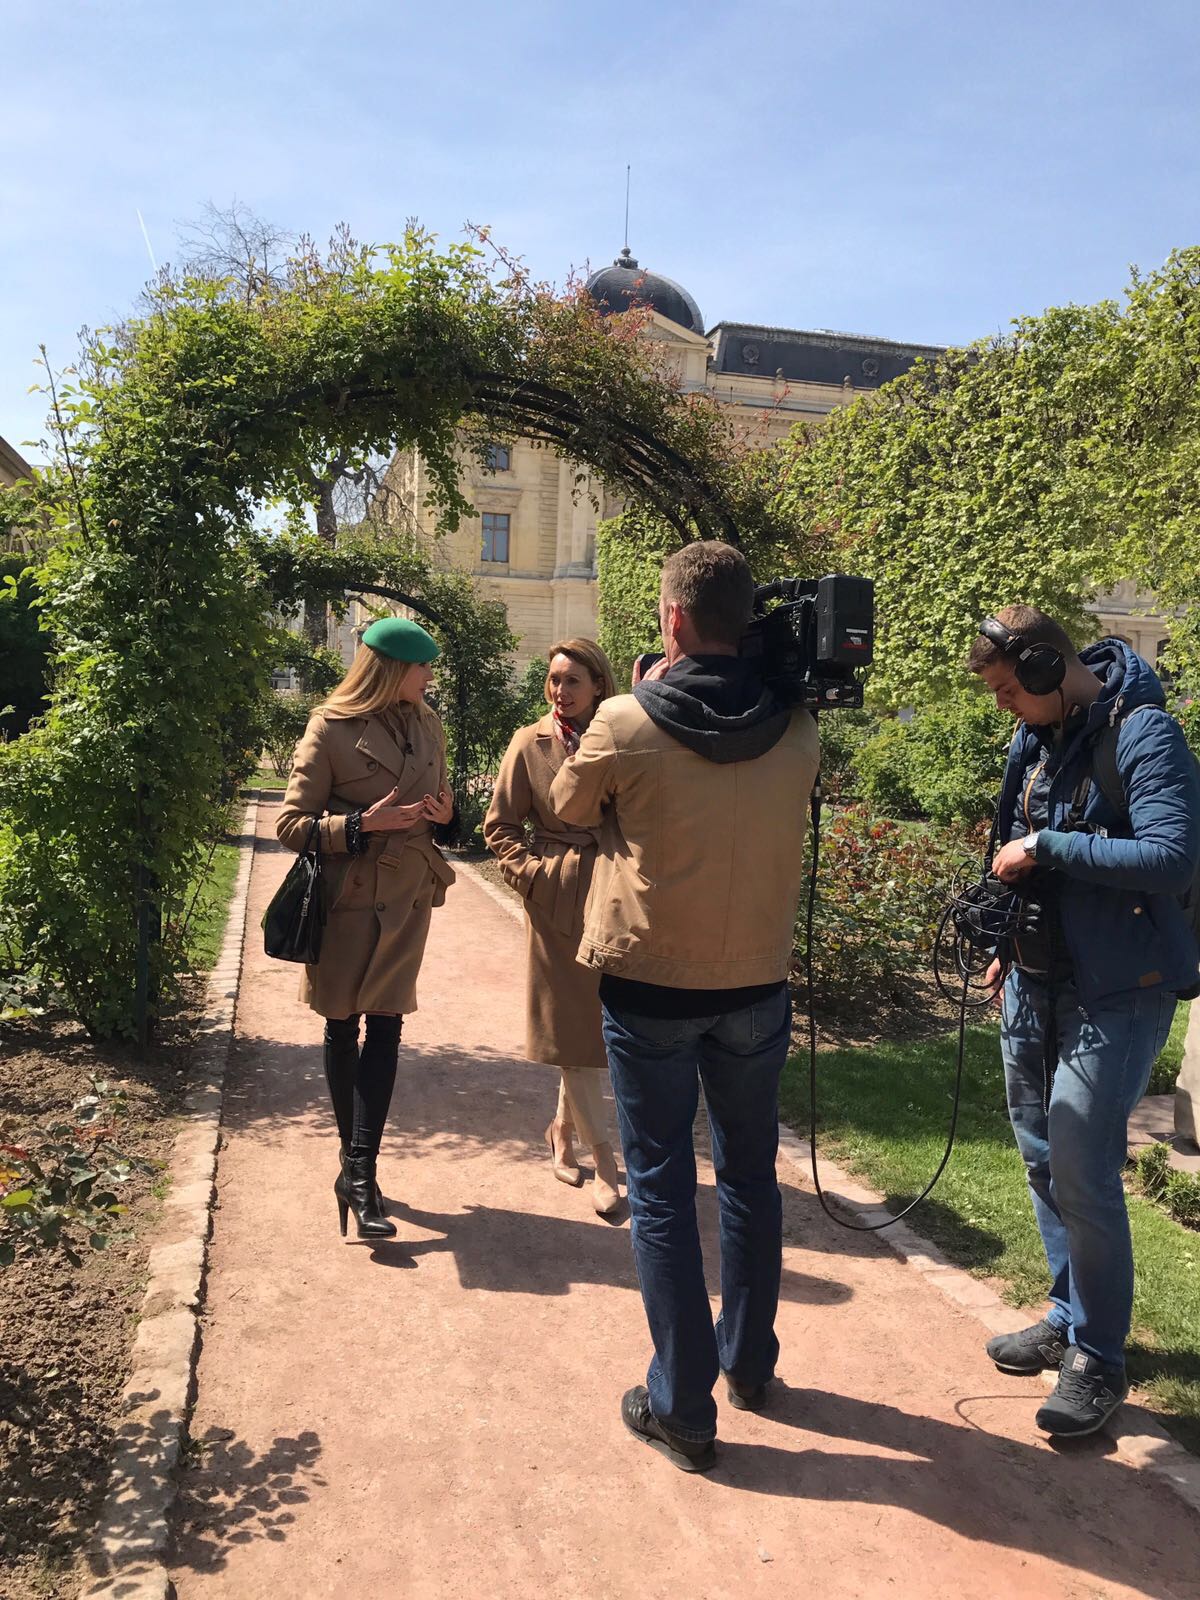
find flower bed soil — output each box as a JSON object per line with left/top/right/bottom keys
{"left": 0, "top": 998, "right": 200, "bottom": 1599}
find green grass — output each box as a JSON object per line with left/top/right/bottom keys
{"left": 781, "top": 1020, "right": 1200, "bottom": 1451}
{"left": 183, "top": 830, "right": 242, "bottom": 973}
{"left": 250, "top": 764, "right": 287, "bottom": 790}
{"left": 1150, "top": 1001, "right": 1191, "bottom": 1092}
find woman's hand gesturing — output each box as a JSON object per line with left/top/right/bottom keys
{"left": 361, "top": 787, "right": 427, "bottom": 833}
{"left": 422, "top": 787, "right": 455, "bottom": 825}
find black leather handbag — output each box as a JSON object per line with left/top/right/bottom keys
{"left": 262, "top": 817, "right": 326, "bottom": 963}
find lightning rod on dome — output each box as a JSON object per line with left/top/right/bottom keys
{"left": 624, "top": 164, "right": 631, "bottom": 255}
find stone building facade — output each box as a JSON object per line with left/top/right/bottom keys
{"left": 373, "top": 249, "right": 1173, "bottom": 668}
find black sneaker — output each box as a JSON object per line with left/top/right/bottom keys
{"left": 1035, "top": 1348, "right": 1129, "bottom": 1438}
{"left": 723, "top": 1373, "right": 769, "bottom": 1412}
{"left": 985, "top": 1317, "right": 1069, "bottom": 1375}
{"left": 621, "top": 1386, "right": 716, "bottom": 1473}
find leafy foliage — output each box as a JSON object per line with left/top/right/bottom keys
{"left": 0, "top": 1081, "right": 154, "bottom": 1266}
{"left": 0, "top": 554, "right": 49, "bottom": 738}
{"left": 852, "top": 695, "right": 1010, "bottom": 826}
{"left": 796, "top": 806, "right": 970, "bottom": 1005}
{"left": 1135, "top": 1142, "right": 1200, "bottom": 1230}
{"left": 0, "top": 227, "right": 761, "bottom": 1035}
{"left": 773, "top": 247, "right": 1200, "bottom": 707}
{"left": 850, "top": 720, "right": 919, "bottom": 820}
{"left": 810, "top": 708, "right": 879, "bottom": 804}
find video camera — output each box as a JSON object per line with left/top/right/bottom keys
{"left": 742, "top": 575, "right": 874, "bottom": 709}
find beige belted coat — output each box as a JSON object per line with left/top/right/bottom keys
{"left": 483, "top": 715, "right": 607, "bottom": 1070}
{"left": 276, "top": 705, "right": 456, "bottom": 1019}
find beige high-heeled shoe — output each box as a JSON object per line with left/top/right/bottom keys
{"left": 591, "top": 1142, "right": 624, "bottom": 1216}
{"left": 545, "top": 1120, "right": 583, "bottom": 1187}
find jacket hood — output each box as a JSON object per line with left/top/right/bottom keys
{"left": 1059, "top": 639, "right": 1167, "bottom": 759}
{"left": 633, "top": 657, "right": 791, "bottom": 764}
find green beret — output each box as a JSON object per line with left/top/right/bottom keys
{"left": 362, "top": 616, "right": 440, "bottom": 663}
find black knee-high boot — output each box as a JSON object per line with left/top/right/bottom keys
{"left": 337, "top": 1015, "right": 402, "bottom": 1239}
{"left": 323, "top": 1016, "right": 359, "bottom": 1147}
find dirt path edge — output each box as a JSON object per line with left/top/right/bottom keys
{"left": 81, "top": 795, "right": 260, "bottom": 1600}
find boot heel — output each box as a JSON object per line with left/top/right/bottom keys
{"left": 341, "top": 1154, "right": 397, "bottom": 1239}
{"left": 337, "top": 1193, "right": 349, "bottom": 1237}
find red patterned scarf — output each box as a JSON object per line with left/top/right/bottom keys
{"left": 552, "top": 706, "right": 582, "bottom": 755}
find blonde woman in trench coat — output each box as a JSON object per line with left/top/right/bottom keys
{"left": 277, "top": 616, "right": 456, "bottom": 1241}
{"left": 484, "top": 638, "right": 623, "bottom": 1217}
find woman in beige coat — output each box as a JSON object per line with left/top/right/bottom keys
{"left": 484, "top": 638, "right": 622, "bottom": 1216}
{"left": 277, "top": 616, "right": 456, "bottom": 1241}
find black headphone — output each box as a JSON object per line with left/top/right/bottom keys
{"left": 978, "top": 616, "right": 1066, "bottom": 697}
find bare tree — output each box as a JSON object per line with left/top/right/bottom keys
{"left": 173, "top": 204, "right": 371, "bottom": 647}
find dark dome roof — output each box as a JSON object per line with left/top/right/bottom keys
{"left": 585, "top": 248, "right": 704, "bottom": 334}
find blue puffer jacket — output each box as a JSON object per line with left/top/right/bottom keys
{"left": 996, "top": 640, "right": 1200, "bottom": 1005}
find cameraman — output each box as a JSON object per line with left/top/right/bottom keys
{"left": 550, "top": 541, "right": 819, "bottom": 1472}
{"left": 969, "top": 606, "right": 1200, "bottom": 1437}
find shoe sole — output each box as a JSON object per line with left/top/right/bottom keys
{"left": 991, "top": 1359, "right": 1061, "bottom": 1376}
{"left": 1037, "top": 1392, "right": 1129, "bottom": 1439}
{"left": 622, "top": 1414, "right": 716, "bottom": 1473}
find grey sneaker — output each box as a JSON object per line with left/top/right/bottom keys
{"left": 986, "top": 1317, "right": 1069, "bottom": 1375}
{"left": 621, "top": 1386, "right": 716, "bottom": 1473}
{"left": 1036, "top": 1348, "right": 1129, "bottom": 1438}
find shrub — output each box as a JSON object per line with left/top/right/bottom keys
{"left": 258, "top": 690, "right": 318, "bottom": 779}
{"left": 0, "top": 554, "right": 50, "bottom": 738}
{"left": 1135, "top": 1142, "right": 1200, "bottom": 1229}
{"left": 796, "top": 804, "right": 968, "bottom": 1006}
{"left": 816, "top": 708, "right": 880, "bottom": 803}
{"left": 851, "top": 719, "right": 920, "bottom": 818}
{"left": 1136, "top": 1139, "right": 1170, "bottom": 1200}
{"left": 1164, "top": 1169, "right": 1200, "bottom": 1228}
{"left": 1177, "top": 697, "right": 1200, "bottom": 763}
{"left": 905, "top": 692, "right": 1011, "bottom": 827}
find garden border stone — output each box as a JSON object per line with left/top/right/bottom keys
{"left": 460, "top": 853, "right": 1200, "bottom": 1518}
{"left": 81, "top": 795, "right": 259, "bottom": 1600}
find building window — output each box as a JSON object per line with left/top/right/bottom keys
{"left": 481, "top": 512, "right": 510, "bottom": 563}
{"left": 485, "top": 443, "right": 511, "bottom": 473}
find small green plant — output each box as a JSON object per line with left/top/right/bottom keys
{"left": 0, "top": 1080, "right": 156, "bottom": 1266}
{"left": 1136, "top": 1140, "right": 1171, "bottom": 1201}
{"left": 1134, "top": 1141, "right": 1200, "bottom": 1229}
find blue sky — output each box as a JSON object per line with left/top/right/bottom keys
{"left": 3, "top": 0, "right": 1198, "bottom": 457}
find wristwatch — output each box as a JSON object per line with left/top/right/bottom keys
{"left": 1021, "top": 831, "right": 1040, "bottom": 859}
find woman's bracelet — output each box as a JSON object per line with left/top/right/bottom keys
{"left": 344, "top": 810, "right": 369, "bottom": 856}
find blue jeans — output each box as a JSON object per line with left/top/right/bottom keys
{"left": 601, "top": 987, "right": 791, "bottom": 1442}
{"left": 1000, "top": 971, "right": 1175, "bottom": 1369}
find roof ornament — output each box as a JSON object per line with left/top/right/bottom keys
{"left": 619, "top": 167, "right": 639, "bottom": 268}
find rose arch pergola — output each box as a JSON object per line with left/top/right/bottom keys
{"left": 1, "top": 234, "right": 770, "bottom": 1039}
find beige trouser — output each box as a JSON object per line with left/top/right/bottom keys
{"left": 556, "top": 1067, "right": 611, "bottom": 1149}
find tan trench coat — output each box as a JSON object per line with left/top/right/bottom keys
{"left": 483, "top": 715, "right": 607, "bottom": 1071}
{"left": 277, "top": 707, "right": 456, "bottom": 1019}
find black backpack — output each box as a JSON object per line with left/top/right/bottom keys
{"left": 1077, "top": 704, "right": 1200, "bottom": 994}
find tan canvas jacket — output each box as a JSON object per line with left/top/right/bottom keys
{"left": 548, "top": 692, "right": 820, "bottom": 989}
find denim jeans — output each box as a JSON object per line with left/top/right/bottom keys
{"left": 601, "top": 987, "right": 791, "bottom": 1441}
{"left": 1000, "top": 971, "right": 1175, "bottom": 1369}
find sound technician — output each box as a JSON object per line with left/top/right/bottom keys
{"left": 548, "top": 541, "right": 820, "bottom": 1473}
{"left": 969, "top": 606, "right": 1200, "bottom": 1438}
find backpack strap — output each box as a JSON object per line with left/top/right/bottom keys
{"left": 1072, "top": 702, "right": 1161, "bottom": 831}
